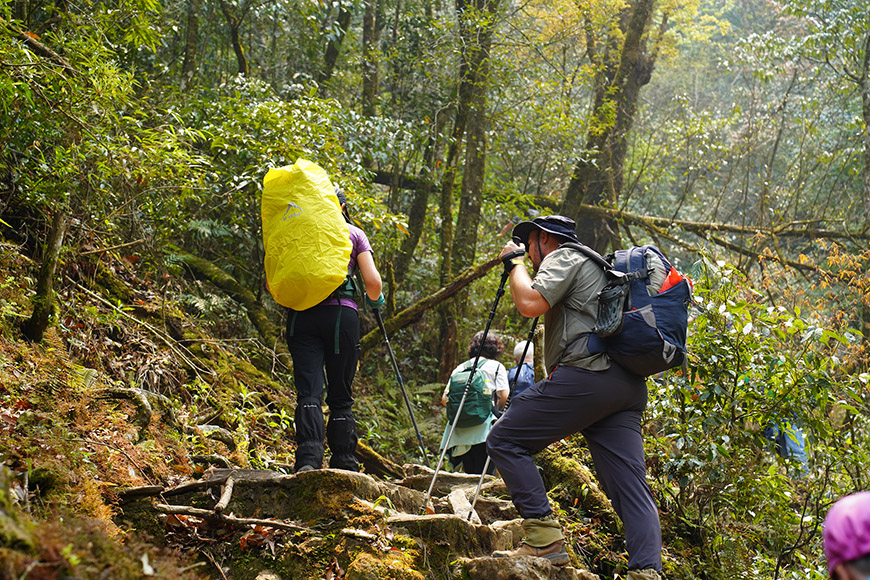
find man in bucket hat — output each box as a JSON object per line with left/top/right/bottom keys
{"left": 824, "top": 491, "right": 870, "bottom": 580}
{"left": 487, "top": 215, "right": 663, "bottom": 579}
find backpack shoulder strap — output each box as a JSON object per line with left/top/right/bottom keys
{"left": 461, "top": 359, "right": 486, "bottom": 372}
{"left": 559, "top": 241, "right": 613, "bottom": 271}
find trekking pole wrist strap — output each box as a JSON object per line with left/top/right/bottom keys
{"left": 502, "top": 249, "right": 525, "bottom": 272}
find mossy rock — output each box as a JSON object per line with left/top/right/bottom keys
{"left": 90, "top": 260, "right": 134, "bottom": 303}
{"left": 346, "top": 550, "right": 425, "bottom": 580}
{"left": 386, "top": 513, "right": 513, "bottom": 562}
{"left": 28, "top": 466, "right": 62, "bottom": 496}
{"left": 113, "top": 498, "right": 166, "bottom": 547}
{"left": 220, "top": 469, "right": 423, "bottom": 526}
{"left": 454, "top": 556, "right": 601, "bottom": 580}
{"left": 0, "top": 511, "right": 33, "bottom": 551}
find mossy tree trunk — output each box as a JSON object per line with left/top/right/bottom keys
{"left": 217, "top": 0, "right": 249, "bottom": 76}
{"left": 361, "top": 0, "right": 379, "bottom": 119}
{"left": 174, "top": 252, "right": 290, "bottom": 363}
{"left": 22, "top": 210, "right": 68, "bottom": 343}
{"left": 560, "top": 0, "right": 659, "bottom": 253}
{"left": 361, "top": 255, "right": 499, "bottom": 354}
{"left": 436, "top": 0, "right": 500, "bottom": 382}
{"left": 180, "top": 0, "right": 201, "bottom": 90}
{"left": 319, "top": 2, "right": 352, "bottom": 84}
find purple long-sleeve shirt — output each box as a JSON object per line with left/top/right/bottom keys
{"left": 319, "top": 223, "right": 372, "bottom": 310}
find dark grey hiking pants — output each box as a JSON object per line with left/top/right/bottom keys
{"left": 486, "top": 363, "right": 662, "bottom": 571}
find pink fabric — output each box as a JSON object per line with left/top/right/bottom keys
{"left": 824, "top": 491, "right": 870, "bottom": 575}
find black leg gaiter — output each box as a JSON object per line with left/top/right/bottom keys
{"left": 327, "top": 412, "right": 359, "bottom": 471}
{"left": 294, "top": 397, "right": 324, "bottom": 470}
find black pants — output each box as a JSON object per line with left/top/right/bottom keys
{"left": 286, "top": 304, "right": 360, "bottom": 471}
{"left": 449, "top": 442, "right": 495, "bottom": 475}
{"left": 487, "top": 364, "right": 662, "bottom": 571}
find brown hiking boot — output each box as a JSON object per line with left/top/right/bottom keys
{"left": 492, "top": 540, "right": 569, "bottom": 565}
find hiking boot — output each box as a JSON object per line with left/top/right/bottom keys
{"left": 295, "top": 464, "right": 317, "bottom": 473}
{"left": 492, "top": 540, "right": 569, "bottom": 565}
{"left": 627, "top": 569, "right": 662, "bottom": 580}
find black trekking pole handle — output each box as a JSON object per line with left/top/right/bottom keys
{"left": 501, "top": 248, "right": 525, "bottom": 273}
{"left": 423, "top": 264, "right": 513, "bottom": 512}
{"left": 467, "top": 316, "right": 539, "bottom": 520}
{"left": 373, "top": 308, "right": 431, "bottom": 467}
{"left": 500, "top": 236, "right": 526, "bottom": 274}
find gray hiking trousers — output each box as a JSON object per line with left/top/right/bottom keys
{"left": 486, "top": 363, "right": 662, "bottom": 571}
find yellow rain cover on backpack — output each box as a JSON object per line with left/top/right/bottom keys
{"left": 262, "top": 159, "right": 352, "bottom": 310}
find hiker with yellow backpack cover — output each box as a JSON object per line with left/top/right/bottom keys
{"left": 262, "top": 159, "right": 383, "bottom": 473}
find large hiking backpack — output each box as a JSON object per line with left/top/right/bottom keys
{"left": 563, "top": 243, "right": 692, "bottom": 377}
{"left": 446, "top": 360, "right": 492, "bottom": 428}
{"left": 508, "top": 363, "right": 535, "bottom": 396}
{"left": 261, "top": 159, "right": 352, "bottom": 310}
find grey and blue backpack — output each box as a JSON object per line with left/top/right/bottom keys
{"left": 563, "top": 243, "right": 692, "bottom": 377}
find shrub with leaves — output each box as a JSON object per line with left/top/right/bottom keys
{"left": 647, "top": 258, "right": 866, "bottom": 579}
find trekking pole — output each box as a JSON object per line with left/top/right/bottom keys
{"left": 373, "top": 308, "right": 431, "bottom": 467}
{"left": 422, "top": 246, "right": 526, "bottom": 512}
{"left": 467, "top": 316, "right": 538, "bottom": 520}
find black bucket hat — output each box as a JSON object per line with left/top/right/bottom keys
{"left": 511, "top": 215, "right": 579, "bottom": 246}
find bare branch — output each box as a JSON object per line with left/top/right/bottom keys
{"left": 360, "top": 255, "right": 500, "bottom": 354}
{"left": 154, "top": 503, "right": 313, "bottom": 534}
{"left": 575, "top": 203, "right": 870, "bottom": 242}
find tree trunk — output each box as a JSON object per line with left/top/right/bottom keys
{"left": 320, "top": 6, "right": 352, "bottom": 85}
{"left": 560, "top": 0, "right": 657, "bottom": 253}
{"left": 861, "top": 33, "right": 870, "bottom": 226}
{"left": 22, "top": 210, "right": 68, "bottom": 343}
{"left": 180, "top": 0, "right": 201, "bottom": 89}
{"left": 12, "top": 0, "right": 26, "bottom": 23}
{"left": 218, "top": 0, "right": 248, "bottom": 76}
{"left": 361, "top": 0, "right": 379, "bottom": 118}
{"left": 394, "top": 110, "right": 448, "bottom": 285}
{"left": 446, "top": 34, "right": 493, "bottom": 382}
{"left": 436, "top": 0, "right": 498, "bottom": 382}
{"left": 452, "top": 51, "right": 491, "bottom": 272}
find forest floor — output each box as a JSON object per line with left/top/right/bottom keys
{"left": 0, "top": 240, "right": 648, "bottom": 579}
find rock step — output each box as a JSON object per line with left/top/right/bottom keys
{"left": 456, "top": 556, "right": 600, "bottom": 580}
{"left": 143, "top": 466, "right": 602, "bottom": 579}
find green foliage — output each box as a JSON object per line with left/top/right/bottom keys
{"left": 3, "top": 0, "right": 870, "bottom": 574}
{"left": 647, "top": 258, "right": 867, "bottom": 579}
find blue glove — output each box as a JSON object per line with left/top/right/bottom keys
{"left": 366, "top": 293, "right": 385, "bottom": 311}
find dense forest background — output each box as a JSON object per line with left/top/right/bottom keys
{"left": 2, "top": 0, "right": 870, "bottom": 576}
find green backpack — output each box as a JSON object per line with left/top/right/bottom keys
{"left": 446, "top": 360, "right": 491, "bottom": 428}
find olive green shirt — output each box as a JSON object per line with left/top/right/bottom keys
{"left": 531, "top": 246, "right": 610, "bottom": 373}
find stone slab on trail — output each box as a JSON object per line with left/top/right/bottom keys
{"left": 456, "top": 556, "right": 601, "bottom": 580}
{"left": 386, "top": 512, "right": 514, "bottom": 555}
{"left": 400, "top": 470, "right": 509, "bottom": 496}
{"left": 163, "top": 468, "right": 425, "bottom": 524}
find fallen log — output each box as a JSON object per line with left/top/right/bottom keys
{"left": 172, "top": 251, "right": 289, "bottom": 363}
{"left": 360, "top": 255, "right": 500, "bottom": 353}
